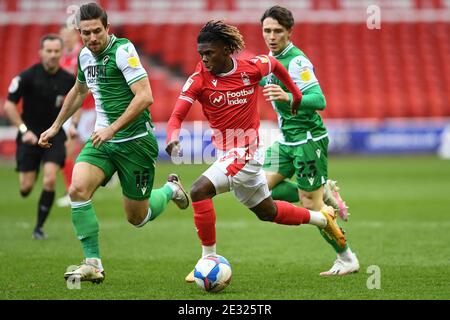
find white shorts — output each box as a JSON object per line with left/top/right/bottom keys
{"left": 202, "top": 145, "right": 270, "bottom": 208}
{"left": 62, "top": 109, "right": 96, "bottom": 143}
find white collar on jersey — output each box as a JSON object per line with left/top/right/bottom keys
{"left": 217, "top": 57, "right": 237, "bottom": 77}
{"left": 270, "top": 42, "right": 294, "bottom": 58}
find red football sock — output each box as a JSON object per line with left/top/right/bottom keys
{"left": 62, "top": 159, "right": 74, "bottom": 191}
{"left": 274, "top": 200, "right": 311, "bottom": 225}
{"left": 193, "top": 199, "right": 216, "bottom": 246}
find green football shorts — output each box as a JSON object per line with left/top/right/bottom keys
{"left": 263, "top": 137, "right": 329, "bottom": 192}
{"left": 76, "top": 133, "right": 159, "bottom": 200}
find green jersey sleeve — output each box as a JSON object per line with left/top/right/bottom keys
{"left": 115, "top": 42, "right": 148, "bottom": 86}
{"left": 287, "top": 85, "right": 326, "bottom": 111}
{"left": 288, "top": 55, "right": 319, "bottom": 92}
{"left": 77, "top": 53, "right": 86, "bottom": 83}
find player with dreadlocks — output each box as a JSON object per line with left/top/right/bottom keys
{"left": 165, "top": 20, "right": 347, "bottom": 282}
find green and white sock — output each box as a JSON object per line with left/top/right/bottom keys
{"left": 149, "top": 184, "right": 173, "bottom": 219}
{"left": 136, "top": 184, "right": 173, "bottom": 227}
{"left": 71, "top": 199, "right": 100, "bottom": 259}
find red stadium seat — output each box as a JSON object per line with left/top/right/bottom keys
{"left": 1, "top": 21, "right": 449, "bottom": 121}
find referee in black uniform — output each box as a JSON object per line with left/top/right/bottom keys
{"left": 4, "top": 34, "right": 75, "bottom": 239}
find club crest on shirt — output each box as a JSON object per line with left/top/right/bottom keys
{"left": 241, "top": 72, "right": 250, "bottom": 86}
{"left": 103, "top": 55, "right": 109, "bottom": 65}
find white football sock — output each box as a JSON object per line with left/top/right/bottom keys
{"left": 165, "top": 182, "right": 178, "bottom": 197}
{"left": 308, "top": 210, "right": 327, "bottom": 228}
{"left": 338, "top": 247, "right": 354, "bottom": 262}
{"left": 86, "top": 258, "right": 104, "bottom": 271}
{"left": 202, "top": 245, "right": 216, "bottom": 257}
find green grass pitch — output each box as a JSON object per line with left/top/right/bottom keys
{"left": 0, "top": 156, "right": 449, "bottom": 300}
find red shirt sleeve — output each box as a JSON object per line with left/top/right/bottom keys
{"left": 249, "top": 55, "right": 274, "bottom": 78}
{"left": 251, "top": 55, "right": 302, "bottom": 104}
{"left": 166, "top": 65, "right": 203, "bottom": 143}
{"left": 166, "top": 98, "right": 193, "bottom": 143}
{"left": 270, "top": 57, "right": 302, "bottom": 104}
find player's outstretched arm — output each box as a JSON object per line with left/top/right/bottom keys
{"left": 67, "top": 108, "right": 83, "bottom": 140}
{"left": 270, "top": 58, "right": 303, "bottom": 115}
{"left": 111, "top": 77, "right": 153, "bottom": 133}
{"left": 90, "top": 77, "right": 153, "bottom": 148}
{"left": 38, "top": 81, "right": 88, "bottom": 148}
{"left": 165, "top": 98, "right": 192, "bottom": 157}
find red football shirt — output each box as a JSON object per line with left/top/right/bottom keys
{"left": 178, "top": 55, "right": 274, "bottom": 150}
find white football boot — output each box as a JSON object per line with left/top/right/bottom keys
{"left": 64, "top": 259, "right": 105, "bottom": 284}
{"left": 320, "top": 252, "right": 360, "bottom": 276}
{"left": 167, "top": 174, "right": 190, "bottom": 209}
{"left": 324, "top": 180, "right": 350, "bottom": 221}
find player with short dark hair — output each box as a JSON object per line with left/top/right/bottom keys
{"left": 56, "top": 25, "right": 98, "bottom": 208}
{"left": 260, "top": 5, "right": 359, "bottom": 275}
{"left": 166, "top": 20, "right": 347, "bottom": 282}
{"left": 39, "top": 2, "right": 189, "bottom": 284}
{"left": 4, "top": 34, "right": 75, "bottom": 240}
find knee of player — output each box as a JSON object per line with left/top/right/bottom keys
{"left": 190, "top": 182, "right": 212, "bottom": 202}
{"left": 19, "top": 188, "right": 32, "bottom": 198}
{"left": 19, "top": 181, "right": 34, "bottom": 197}
{"left": 126, "top": 210, "right": 148, "bottom": 227}
{"left": 127, "top": 215, "right": 144, "bottom": 227}
{"left": 42, "top": 175, "right": 57, "bottom": 190}
{"left": 69, "top": 184, "right": 90, "bottom": 201}
{"left": 250, "top": 201, "right": 277, "bottom": 222}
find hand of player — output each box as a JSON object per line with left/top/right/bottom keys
{"left": 263, "top": 84, "right": 290, "bottom": 103}
{"left": 165, "top": 140, "right": 182, "bottom": 157}
{"left": 22, "top": 130, "right": 39, "bottom": 145}
{"left": 91, "top": 126, "right": 115, "bottom": 148}
{"left": 38, "top": 126, "right": 59, "bottom": 148}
